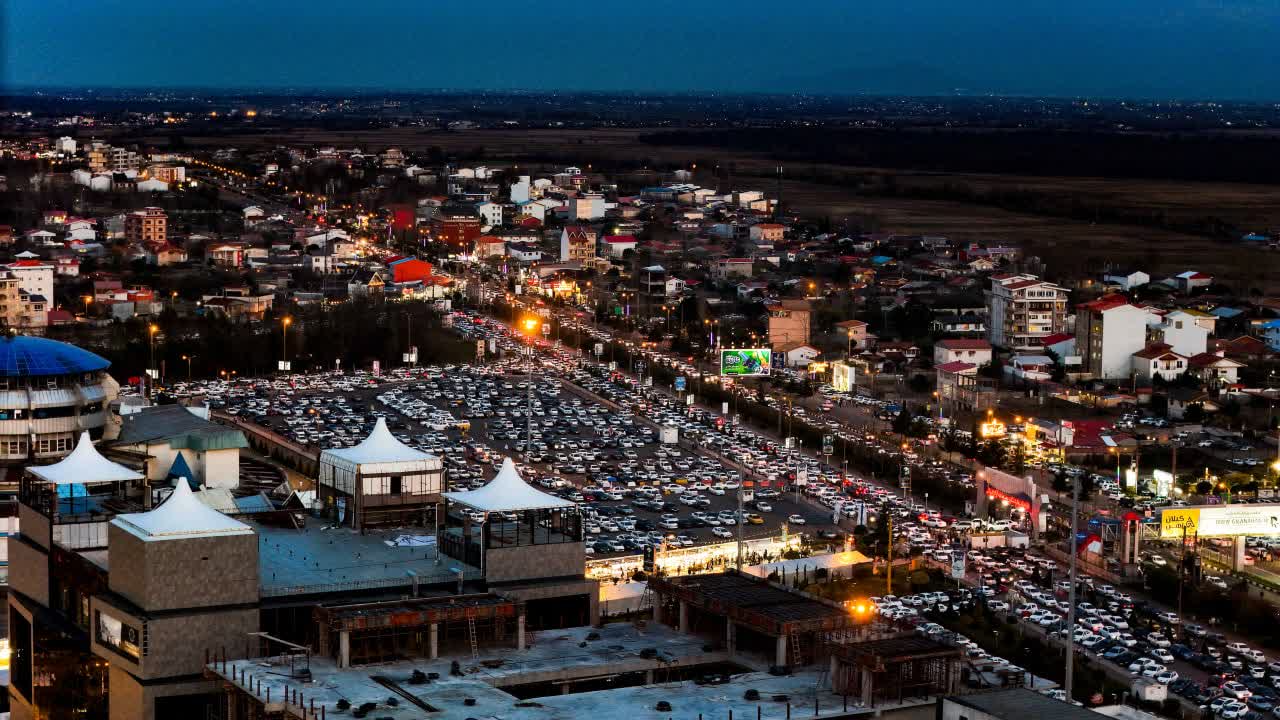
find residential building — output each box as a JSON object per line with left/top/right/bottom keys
{"left": 1160, "top": 309, "right": 1214, "bottom": 357}
{"left": 570, "top": 193, "right": 606, "bottom": 221}
{"left": 638, "top": 264, "right": 667, "bottom": 306}
{"left": 835, "top": 319, "right": 869, "bottom": 352}
{"left": 4, "top": 260, "right": 55, "bottom": 305}
{"left": 1075, "top": 295, "right": 1148, "bottom": 379}
{"left": 1188, "top": 351, "right": 1245, "bottom": 388}
{"left": 985, "top": 273, "right": 1070, "bottom": 350}
{"left": 749, "top": 223, "right": 786, "bottom": 244}
{"left": 602, "top": 234, "right": 637, "bottom": 258}
{"left": 559, "top": 225, "right": 598, "bottom": 263}
{"left": 430, "top": 210, "right": 483, "bottom": 247}
{"left": 767, "top": 299, "right": 812, "bottom": 350}
{"left": 714, "top": 258, "right": 755, "bottom": 281}
{"left": 124, "top": 207, "right": 167, "bottom": 245}
{"left": 779, "top": 342, "right": 820, "bottom": 368}
{"left": 1102, "top": 269, "right": 1150, "bottom": 290}
{"left": 476, "top": 201, "right": 504, "bottom": 228}
{"left": 1132, "top": 344, "right": 1187, "bottom": 383}
{"left": 1174, "top": 270, "right": 1213, "bottom": 293}
{"left": 933, "top": 339, "right": 993, "bottom": 367}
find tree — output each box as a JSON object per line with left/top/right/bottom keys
{"left": 908, "top": 373, "right": 929, "bottom": 394}
{"left": 1195, "top": 480, "right": 1213, "bottom": 496}
{"left": 1183, "top": 402, "right": 1206, "bottom": 423}
{"left": 892, "top": 407, "right": 913, "bottom": 434}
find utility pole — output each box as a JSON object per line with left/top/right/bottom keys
{"left": 886, "top": 514, "right": 893, "bottom": 595}
{"left": 736, "top": 485, "right": 745, "bottom": 571}
{"left": 1178, "top": 524, "right": 1188, "bottom": 621}
{"left": 1064, "top": 474, "right": 1081, "bottom": 701}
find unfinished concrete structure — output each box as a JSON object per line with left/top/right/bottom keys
{"left": 647, "top": 570, "right": 860, "bottom": 668}
{"left": 820, "top": 634, "right": 963, "bottom": 707}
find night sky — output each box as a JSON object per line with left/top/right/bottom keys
{"left": 6, "top": 0, "right": 1279, "bottom": 100}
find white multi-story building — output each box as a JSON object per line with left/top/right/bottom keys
{"left": 985, "top": 273, "right": 1070, "bottom": 351}
{"left": 1160, "top": 309, "right": 1214, "bottom": 357}
{"left": 1074, "top": 296, "right": 1148, "bottom": 379}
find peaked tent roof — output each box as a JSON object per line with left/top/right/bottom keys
{"left": 167, "top": 452, "right": 198, "bottom": 490}
{"left": 112, "top": 478, "right": 253, "bottom": 542}
{"left": 443, "top": 458, "right": 575, "bottom": 512}
{"left": 29, "top": 431, "right": 143, "bottom": 485}
{"left": 323, "top": 417, "right": 436, "bottom": 465}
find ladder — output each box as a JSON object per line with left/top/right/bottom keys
{"left": 467, "top": 617, "right": 479, "bottom": 659}
{"left": 789, "top": 632, "right": 802, "bottom": 667}
{"left": 637, "top": 584, "right": 654, "bottom": 618}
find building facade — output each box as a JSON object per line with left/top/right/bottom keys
{"left": 985, "top": 273, "right": 1069, "bottom": 350}
{"left": 124, "top": 207, "right": 167, "bottom": 246}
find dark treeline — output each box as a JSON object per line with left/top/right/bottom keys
{"left": 640, "top": 127, "right": 1280, "bottom": 185}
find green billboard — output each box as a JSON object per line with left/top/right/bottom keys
{"left": 720, "top": 348, "right": 772, "bottom": 377}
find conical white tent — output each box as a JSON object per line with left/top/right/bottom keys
{"left": 321, "top": 417, "right": 440, "bottom": 472}
{"left": 443, "top": 458, "right": 575, "bottom": 513}
{"left": 29, "top": 431, "right": 143, "bottom": 485}
{"left": 112, "top": 478, "right": 253, "bottom": 542}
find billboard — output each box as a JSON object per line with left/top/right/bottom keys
{"left": 720, "top": 348, "right": 772, "bottom": 377}
{"left": 1160, "top": 505, "right": 1280, "bottom": 538}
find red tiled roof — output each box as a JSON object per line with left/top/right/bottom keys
{"left": 1078, "top": 294, "right": 1130, "bottom": 312}
{"left": 1040, "top": 333, "right": 1074, "bottom": 347}
{"left": 935, "top": 361, "right": 977, "bottom": 373}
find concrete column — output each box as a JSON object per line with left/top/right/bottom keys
{"left": 726, "top": 618, "right": 737, "bottom": 657}
{"left": 645, "top": 669, "right": 655, "bottom": 685}
{"left": 517, "top": 614, "right": 526, "bottom": 651}
{"left": 653, "top": 598, "right": 664, "bottom": 625}
{"left": 339, "top": 630, "right": 351, "bottom": 669}
{"left": 775, "top": 635, "right": 789, "bottom": 667}
{"left": 678, "top": 601, "right": 689, "bottom": 634}
{"left": 829, "top": 656, "right": 839, "bottom": 692}
{"left": 317, "top": 621, "right": 330, "bottom": 658}
{"left": 429, "top": 623, "right": 439, "bottom": 660}
{"left": 861, "top": 667, "right": 874, "bottom": 707}
{"left": 1233, "top": 536, "right": 1247, "bottom": 572}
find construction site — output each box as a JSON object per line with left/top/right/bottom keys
{"left": 204, "top": 571, "right": 974, "bottom": 720}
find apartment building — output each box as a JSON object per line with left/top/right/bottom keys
{"left": 559, "top": 225, "right": 598, "bottom": 263}
{"left": 985, "top": 273, "right": 1069, "bottom": 350}
{"left": 767, "top": 299, "right": 812, "bottom": 350}
{"left": 124, "top": 207, "right": 167, "bottom": 245}
{"left": 1074, "top": 295, "right": 1148, "bottom": 379}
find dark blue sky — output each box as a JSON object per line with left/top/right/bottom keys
{"left": 6, "top": 0, "right": 1279, "bottom": 100}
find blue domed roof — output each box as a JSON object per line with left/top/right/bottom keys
{"left": 0, "top": 336, "right": 110, "bottom": 377}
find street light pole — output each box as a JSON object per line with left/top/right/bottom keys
{"left": 1064, "top": 473, "right": 1081, "bottom": 701}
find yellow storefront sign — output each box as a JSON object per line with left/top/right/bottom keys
{"left": 1159, "top": 508, "right": 1200, "bottom": 538}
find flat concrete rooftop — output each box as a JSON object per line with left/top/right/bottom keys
{"left": 250, "top": 520, "right": 479, "bottom": 598}
{"left": 211, "top": 622, "right": 899, "bottom": 720}
{"left": 660, "top": 572, "right": 851, "bottom": 625}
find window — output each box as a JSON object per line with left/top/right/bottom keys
{"left": 390, "top": 476, "right": 402, "bottom": 495}
{"left": 95, "top": 610, "right": 141, "bottom": 661}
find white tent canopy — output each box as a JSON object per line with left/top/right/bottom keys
{"left": 29, "top": 431, "right": 144, "bottom": 485}
{"left": 113, "top": 478, "right": 253, "bottom": 542}
{"left": 320, "top": 417, "right": 441, "bottom": 473}
{"left": 443, "top": 458, "right": 575, "bottom": 513}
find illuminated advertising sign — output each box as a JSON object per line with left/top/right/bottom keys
{"left": 720, "top": 348, "right": 772, "bottom": 377}
{"left": 1160, "top": 505, "right": 1280, "bottom": 538}
{"left": 979, "top": 420, "right": 1007, "bottom": 438}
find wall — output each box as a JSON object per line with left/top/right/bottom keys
{"left": 8, "top": 539, "right": 48, "bottom": 607}
{"left": 108, "top": 525, "right": 258, "bottom": 612}
{"left": 484, "top": 542, "right": 584, "bottom": 584}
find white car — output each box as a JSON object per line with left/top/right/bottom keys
{"left": 1221, "top": 681, "right": 1252, "bottom": 700}
{"left": 787, "top": 514, "right": 806, "bottom": 525}
{"left": 711, "top": 527, "right": 733, "bottom": 539}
